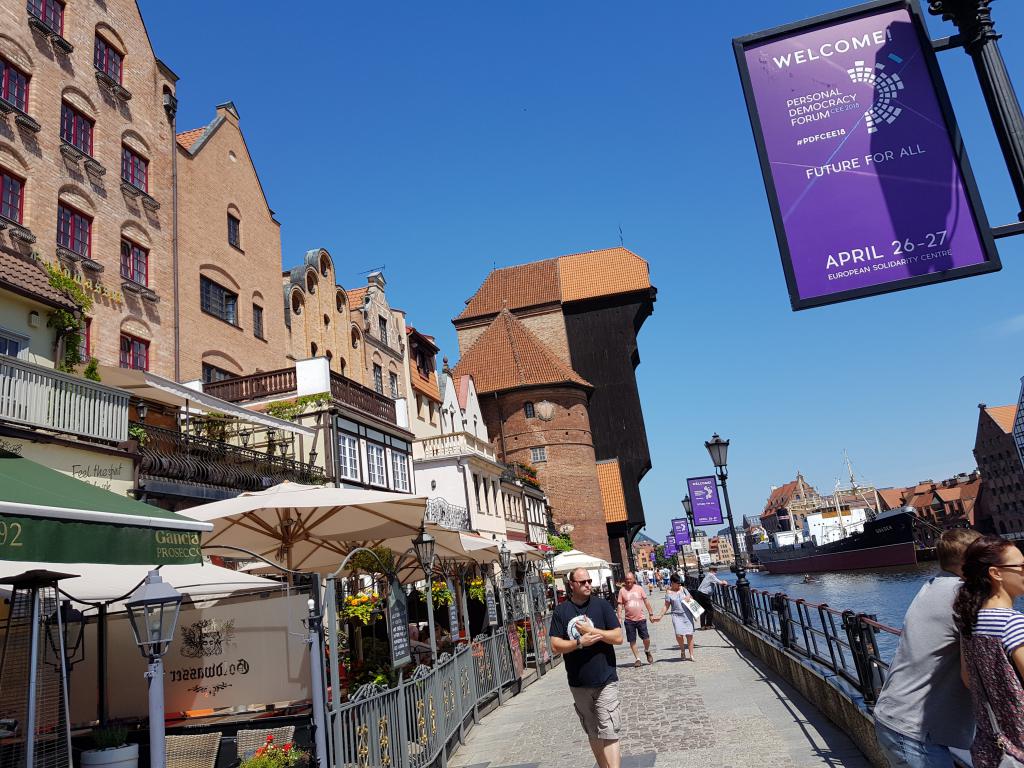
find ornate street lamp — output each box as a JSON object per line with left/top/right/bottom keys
{"left": 125, "top": 571, "right": 183, "bottom": 768}
{"left": 412, "top": 526, "right": 438, "bottom": 662}
{"left": 704, "top": 433, "right": 750, "bottom": 624}
{"left": 135, "top": 400, "right": 148, "bottom": 423}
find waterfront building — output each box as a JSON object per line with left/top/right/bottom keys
{"left": 759, "top": 473, "right": 823, "bottom": 535}
{"left": 878, "top": 473, "right": 983, "bottom": 544}
{"left": 0, "top": 0, "right": 177, "bottom": 376}
{"left": 631, "top": 532, "right": 658, "bottom": 573}
{"left": 453, "top": 247, "right": 656, "bottom": 569}
{"left": 709, "top": 534, "right": 734, "bottom": 565}
{"left": 175, "top": 102, "right": 289, "bottom": 382}
{"left": 975, "top": 401, "right": 1024, "bottom": 536}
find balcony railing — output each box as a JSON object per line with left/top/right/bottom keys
{"left": 424, "top": 497, "right": 471, "bottom": 531}
{"left": 0, "top": 355, "right": 128, "bottom": 442}
{"left": 414, "top": 431, "right": 496, "bottom": 462}
{"left": 203, "top": 368, "right": 297, "bottom": 402}
{"left": 329, "top": 372, "right": 396, "bottom": 424}
{"left": 135, "top": 422, "right": 323, "bottom": 492}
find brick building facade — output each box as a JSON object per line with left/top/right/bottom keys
{"left": 0, "top": 0, "right": 177, "bottom": 375}
{"left": 974, "top": 403, "right": 1024, "bottom": 535}
{"left": 175, "top": 102, "right": 288, "bottom": 382}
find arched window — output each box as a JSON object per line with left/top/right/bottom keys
{"left": 524, "top": 401, "right": 535, "bottom": 418}
{"left": 310, "top": 342, "right": 318, "bottom": 357}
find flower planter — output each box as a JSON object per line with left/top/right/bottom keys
{"left": 81, "top": 744, "right": 138, "bottom": 768}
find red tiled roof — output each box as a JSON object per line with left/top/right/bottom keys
{"left": 455, "top": 247, "right": 652, "bottom": 322}
{"left": 876, "top": 488, "right": 906, "bottom": 511}
{"left": 0, "top": 250, "right": 76, "bottom": 310}
{"left": 347, "top": 286, "right": 368, "bottom": 311}
{"left": 986, "top": 405, "right": 1017, "bottom": 434}
{"left": 176, "top": 127, "right": 206, "bottom": 151}
{"left": 452, "top": 309, "right": 591, "bottom": 395}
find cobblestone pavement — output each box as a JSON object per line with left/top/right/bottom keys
{"left": 450, "top": 602, "right": 870, "bottom": 768}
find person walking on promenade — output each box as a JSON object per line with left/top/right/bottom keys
{"left": 549, "top": 567, "right": 624, "bottom": 768}
{"left": 617, "top": 571, "right": 655, "bottom": 667}
{"left": 953, "top": 536, "right": 1024, "bottom": 768}
{"left": 694, "top": 567, "right": 725, "bottom": 629}
{"left": 873, "top": 528, "right": 980, "bottom": 768}
{"left": 655, "top": 573, "right": 698, "bottom": 661}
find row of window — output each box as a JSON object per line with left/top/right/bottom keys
{"left": 70, "top": 320, "right": 149, "bottom": 371}
{"left": 199, "top": 276, "right": 265, "bottom": 340}
{"left": 370, "top": 363, "right": 400, "bottom": 399}
{"left": 337, "top": 432, "right": 410, "bottom": 492}
{"left": 24, "top": 0, "right": 126, "bottom": 84}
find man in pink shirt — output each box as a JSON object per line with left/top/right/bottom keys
{"left": 617, "top": 572, "right": 656, "bottom": 667}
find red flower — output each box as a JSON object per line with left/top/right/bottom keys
{"left": 282, "top": 744, "right": 292, "bottom": 752}
{"left": 266, "top": 734, "right": 274, "bottom": 742}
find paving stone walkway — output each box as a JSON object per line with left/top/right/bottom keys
{"left": 450, "top": 599, "right": 871, "bottom": 768}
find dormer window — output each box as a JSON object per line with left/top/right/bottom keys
{"left": 121, "top": 146, "right": 148, "bottom": 191}
{"left": 94, "top": 36, "right": 122, "bottom": 83}
{"left": 0, "top": 57, "right": 29, "bottom": 113}
{"left": 28, "top": 0, "right": 63, "bottom": 35}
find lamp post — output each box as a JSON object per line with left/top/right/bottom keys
{"left": 683, "top": 495, "right": 704, "bottom": 580}
{"left": 413, "top": 526, "right": 438, "bottom": 663}
{"left": 543, "top": 549, "right": 557, "bottom": 608}
{"left": 125, "top": 571, "right": 183, "bottom": 768}
{"left": 43, "top": 599, "right": 85, "bottom": 689}
{"left": 705, "top": 433, "right": 750, "bottom": 625}
{"left": 929, "top": 0, "right": 1024, "bottom": 220}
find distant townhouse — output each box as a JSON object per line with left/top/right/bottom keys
{"left": 760, "top": 473, "right": 823, "bottom": 535}
{"left": 453, "top": 247, "right": 656, "bottom": 569}
{"left": 0, "top": 0, "right": 177, "bottom": 376}
{"left": 878, "top": 473, "right": 982, "bottom": 544}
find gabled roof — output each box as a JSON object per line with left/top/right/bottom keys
{"left": 0, "top": 251, "right": 76, "bottom": 310}
{"left": 175, "top": 127, "right": 206, "bottom": 151}
{"left": 347, "top": 286, "right": 368, "bottom": 311}
{"left": 986, "top": 405, "right": 1017, "bottom": 434}
{"left": 452, "top": 309, "right": 591, "bottom": 395}
{"left": 455, "top": 247, "right": 653, "bottom": 323}
{"left": 876, "top": 488, "right": 906, "bottom": 511}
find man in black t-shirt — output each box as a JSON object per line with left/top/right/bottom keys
{"left": 550, "top": 567, "right": 624, "bottom": 768}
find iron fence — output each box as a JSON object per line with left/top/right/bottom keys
{"left": 711, "top": 583, "right": 902, "bottom": 705}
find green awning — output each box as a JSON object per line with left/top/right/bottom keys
{"left": 0, "top": 451, "right": 212, "bottom": 565}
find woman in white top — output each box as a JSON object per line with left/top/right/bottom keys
{"left": 654, "top": 573, "right": 698, "bottom": 661}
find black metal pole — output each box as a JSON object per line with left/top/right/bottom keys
{"left": 717, "top": 469, "right": 750, "bottom": 625}
{"left": 930, "top": 0, "right": 1024, "bottom": 219}
{"left": 687, "top": 509, "right": 704, "bottom": 579}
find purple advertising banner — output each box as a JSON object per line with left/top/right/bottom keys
{"left": 672, "top": 518, "right": 691, "bottom": 546}
{"left": 687, "top": 476, "right": 724, "bottom": 527}
{"left": 665, "top": 537, "right": 677, "bottom": 557}
{"left": 734, "top": 0, "right": 998, "bottom": 310}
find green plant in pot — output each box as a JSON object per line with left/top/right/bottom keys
{"left": 82, "top": 723, "right": 138, "bottom": 768}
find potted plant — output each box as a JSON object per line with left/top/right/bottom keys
{"left": 81, "top": 724, "right": 138, "bottom": 768}
{"left": 239, "top": 733, "right": 308, "bottom": 768}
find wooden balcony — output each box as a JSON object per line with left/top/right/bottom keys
{"left": 0, "top": 356, "right": 129, "bottom": 442}
{"left": 203, "top": 367, "right": 397, "bottom": 425}
{"left": 329, "top": 372, "right": 396, "bottom": 424}
{"left": 136, "top": 422, "right": 323, "bottom": 494}
{"left": 203, "top": 368, "right": 297, "bottom": 402}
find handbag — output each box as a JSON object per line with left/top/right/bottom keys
{"left": 969, "top": 646, "right": 1024, "bottom": 768}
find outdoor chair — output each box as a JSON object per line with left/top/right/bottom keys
{"left": 165, "top": 731, "right": 222, "bottom": 768}
{"left": 235, "top": 726, "right": 296, "bottom": 761}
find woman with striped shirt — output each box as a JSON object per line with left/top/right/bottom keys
{"left": 953, "top": 536, "right": 1024, "bottom": 768}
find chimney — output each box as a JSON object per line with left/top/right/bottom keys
{"left": 367, "top": 271, "right": 386, "bottom": 290}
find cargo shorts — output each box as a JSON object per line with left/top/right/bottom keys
{"left": 570, "top": 681, "right": 621, "bottom": 741}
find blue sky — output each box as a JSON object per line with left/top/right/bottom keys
{"left": 139, "top": 1, "right": 1024, "bottom": 541}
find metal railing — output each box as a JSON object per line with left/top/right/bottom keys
{"left": 712, "top": 583, "right": 901, "bottom": 705}
{"left": 135, "top": 422, "right": 324, "bottom": 491}
{"left": 323, "top": 625, "right": 519, "bottom": 767}
{"left": 0, "top": 355, "right": 129, "bottom": 441}
{"left": 424, "top": 498, "right": 471, "bottom": 531}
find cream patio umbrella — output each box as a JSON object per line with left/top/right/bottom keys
{"left": 180, "top": 481, "right": 430, "bottom": 573}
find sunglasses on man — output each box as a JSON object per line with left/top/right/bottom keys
{"left": 571, "top": 578, "right": 593, "bottom": 585}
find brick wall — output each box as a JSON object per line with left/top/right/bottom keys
{"left": 0, "top": 0, "right": 177, "bottom": 375}
{"left": 177, "top": 104, "right": 288, "bottom": 381}
{"left": 455, "top": 307, "right": 570, "bottom": 365}
{"left": 480, "top": 385, "right": 611, "bottom": 561}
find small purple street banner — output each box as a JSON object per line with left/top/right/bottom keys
{"left": 664, "top": 537, "right": 678, "bottom": 557}
{"left": 687, "top": 476, "right": 724, "bottom": 527}
{"left": 734, "top": 0, "right": 998, "bottom": 310}
{"left": 672, "top": 518, "right": 691, "bottom": 546}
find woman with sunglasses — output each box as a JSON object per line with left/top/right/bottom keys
{"left": 953, "top": 535, "right": 1024, "bottom": 768}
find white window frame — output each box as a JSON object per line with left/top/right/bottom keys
{"left": 530, "top": 446, "right": 547, "bottom": 463}
{"left": 337, "top": 433, "right": 360, "bottom": 481}
{"left": 391, "top": 450, "right": 409, "bottom": 492}
{"left": 0, "top": 326, "right": 29, "bottom": 360}
{"left": 367, "top": 443, "right": 387, "bottom": 487}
